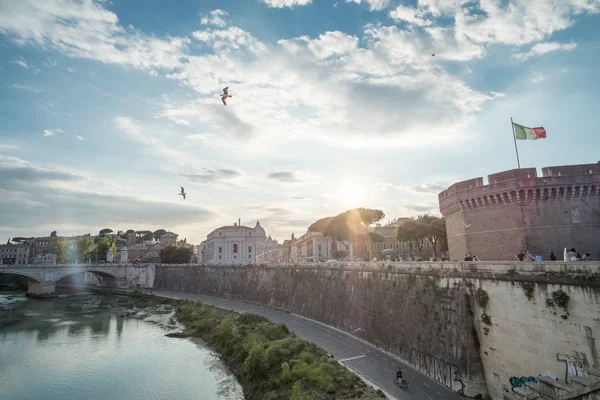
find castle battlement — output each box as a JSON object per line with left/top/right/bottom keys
{"left": 438, "top": 162, "right": 600, "bottom": 261}
{"left": 439, "top": 164, "right": 600, "bottom": 217}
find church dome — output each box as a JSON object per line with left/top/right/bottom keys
{"left": 253, "top": 220, "right": 266, "bottom": 236}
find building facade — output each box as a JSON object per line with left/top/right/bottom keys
{"left": 295, "top": 231, "right": 333, "bottom": 262}
{"left": 438, "top": 163, "right": 600, "bottom": 261}
{"left": 367, "top": 219, "right": 438, "bottom": 261}
{"left": 204, "top": 220, "right": 267, "bottom": 264}
{"left": 0, "top": 243, "right": 30, "bottom": 265}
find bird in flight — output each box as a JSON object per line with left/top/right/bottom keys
{"left": 432, "top": 53, "right": 435, "bottom": 57}
{"left": 464, "top": 223, "right": 471, "bottom": 228}
{"left": 179, "top": 186, "right": 187, "bottom": 200}
{"left": 221, "top": 87, "right": 232, "bottom": 106}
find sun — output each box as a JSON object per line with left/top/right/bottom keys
{"left": 338, "top": 183, "right": 368, "bottom": 208}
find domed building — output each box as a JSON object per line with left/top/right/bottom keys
{"left": 202, "top": 219, "right": 268, "bottom": 264}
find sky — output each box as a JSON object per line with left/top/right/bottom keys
{"left": 1, "top": 0, "right": 599, "bottom": 244}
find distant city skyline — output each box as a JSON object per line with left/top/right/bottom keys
{"left": 1, "top": 0, "right": 599, "bottom": 244}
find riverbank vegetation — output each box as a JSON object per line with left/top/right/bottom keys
{"left": 130, "top": 291, "right": 383, "bottom": 400}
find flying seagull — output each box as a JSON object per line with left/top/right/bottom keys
{"left": 464, "top": 223, "right": 471, "bottom": 228}
{"left": 179, "top": 186, "right": 187, "bottom": 200}
{"left": 221, "top": 86, "right": 232, "bottom": 106}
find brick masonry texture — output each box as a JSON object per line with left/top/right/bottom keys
{"left": 439, "top": 163, "right": 600, "bottom": 261}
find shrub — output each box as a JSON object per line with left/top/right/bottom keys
{"left": 520, "top": 282, "right": 535, "bottom": 300}
{"left": 475, "top": 288, "right": 489, "bottom": 309}
{"left": 244, "top": 343, "right": 269, "bottom": 380}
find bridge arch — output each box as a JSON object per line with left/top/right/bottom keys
{"left": 0, "top": 270, "right": 43, "bottom": 283}
{"left": 54, "top": 269, "right": 119, "bottom": 284}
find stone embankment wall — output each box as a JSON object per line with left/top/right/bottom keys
{"left": 154, "top": 261, "right": 600, "bottom": 399}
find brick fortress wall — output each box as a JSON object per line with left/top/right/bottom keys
{"left": 438, "top": 163, "right": 600, "bottom": 261}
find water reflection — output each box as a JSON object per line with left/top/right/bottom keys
{"left": 0, "top": 292, "right": 244, "bottom": 400}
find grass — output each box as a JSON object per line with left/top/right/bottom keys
{"left": 130, "top": 291, "right": 379, "bottom": 400}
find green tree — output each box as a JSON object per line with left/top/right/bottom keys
{"left": 46, "top": 237, "right": 67, "bottom": 263}
{"left": 417, "top": 215, "right": 448, "bottom": 258}
{"left": 50, "top": 231, "right": 57, "bottom": 237}
{"left": 76, "top": 236, "right": 94, "bottom": 263}
{"left": 96, "top": 236, "right": 117, "bottom": 262}
{"left": 99, "top": 228, "right": 113, "bottom": 235}
{"left": 308, "top": 208, "right": 385, "bottom": 260}
{"left": 159, "top": 244, "right": 192, "bottom": 264}
{"left": 153, "top": 229, "right": 167, "bottom": 241}
{"left": 396, "top": 218, "right": 427, "bottom": 252}
{"left": 142, "top": 232, "right": 154, "bottom": 241}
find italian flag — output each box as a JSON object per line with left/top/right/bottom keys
{"left": 513, "top": 122, "right": 547, "bottom": 140}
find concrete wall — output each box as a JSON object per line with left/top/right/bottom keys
{"left": 153, "top": 261, "right": 600, "bottom": 399}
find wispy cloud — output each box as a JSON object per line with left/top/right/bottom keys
{"left": 267, "top": 171, "right": 300, "bottom": 183}
{"left": 10, "top": 57, "right": 29, "bottom": 69}
{"left": 389, "top": 5, "right": 432, "bottom": 26}
{"left": 514, "top": 41, "right": 578, "bottom": 61}
{"left": 75, "top": 135, "right": 84, "bottom": 140}
{"left": 182, "top": 169, "right": 242, "bottom": 186}
{"left": 407, "top": 183, "right": 448, "bottom": 194}
{"left": 345, "top": 0, "right": 390, "bottom": 11}
{"left": 43, "top": 129, "right": 61, "bottom": 137}
{"left": 0, "top": 144, "right": 19, "bottom": 150}
{"left": 260, "top": 0, "right": 312, "bottom": 8}
{"left": 0, "top": 155, "right": 217, "bottom": 230}
{"left": 200, "top": 9, "right": 229, "bottom": 27}
{"left": 11, "top": 83, "right": 40, "bottom": 92}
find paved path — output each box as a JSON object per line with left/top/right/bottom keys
{"left": 129, "top": 289, "right": 465, "bottom": 400}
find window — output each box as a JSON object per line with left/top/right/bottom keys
{"left": 248, "top": 246, "right": 252, "bottom": 253}
{"left": 233, "top": 244, "right": 238, "bottom": 253}
{"left": 219, "top": 247, "right": 222, "bottom": 254}
{"left": 219, "top": 255, "right": 222, "bottom": 259}
{"left": 318, "top": 245, "right": 322, "bottom": 251}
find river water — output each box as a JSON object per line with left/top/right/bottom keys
{"left": 0, "top": 291, "right": 244, "bottom": 400}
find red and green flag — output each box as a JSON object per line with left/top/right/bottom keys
{"left": 513, "top": 122, "right": 547, "bottom": 140}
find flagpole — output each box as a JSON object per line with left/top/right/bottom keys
{"left": 511, "top": 117, "right": 521, "bottom": 169}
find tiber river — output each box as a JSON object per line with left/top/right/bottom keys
{"left": 0, "top": 291, "right": 244, "bottom": 400}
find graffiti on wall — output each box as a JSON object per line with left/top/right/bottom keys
{"left": 509, "top": 376, "right": 538, "bottom": 391}
{"left": 557, "top": 353, "right": 588, "bottom": 383}
{"left": 410, "top": 349, "right": 465, "bottom": 393}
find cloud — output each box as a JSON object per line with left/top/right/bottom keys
{"left": 11, "top": 83, "right": 41, "bottom": 92}
{"left": 514, "top": 41, "right": 578, "bottom": 61}
{"left": 43, "top": 129, "right": 61, "bottom": 137}
{"left": 0, "top": 155, "right": 216, "bottom": 230}
{"left": 115, "top": 117, "right": 141, "bottom": 137}
{"left": 407, "top": 183, "right": 448, "bottom": 194}
{"left": 75, "top": 135, "right": 84, "bottom": 140}
{"left": 67, "top": 67, "right": 76, "bottom": 73}
{"left": 182, "top": 169, "right": 242, "bottom": 186}
{"left": 0, "top": 0, "right": 584, "bottom": 155}
{"left": 267, "top": 172, "right": 300, "bottom": 183}
{"left": 10, "top": 57, "right": 29, "bottom": 69}
{"left": 200, "top": 9, "right": 229, "bottom": 27}
{"left": 454, "top": 1, "right": 598, "bottom": 47}
{"left": 0, "top": 0, "right": 190, "bottom": 71}
{"left": 0, "top": 144, "right": 19, "bottom": 150}
{"left": 532, "top": 72, "right": 545, "bottom": 83}
{"left": 345, "top": 0, "right": 391, "bottom": 11}
{"left": 389, "top": 5, "right": 432, "bottom": 26}
{"left": 260, "top": 0, "right": 312, "bottom": 8}
{"left": 400, "top": 202, "right": 439, "bottom": 213}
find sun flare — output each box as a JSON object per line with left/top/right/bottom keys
{"left": 338, "top": 183, "right": 368, "bottom": 208}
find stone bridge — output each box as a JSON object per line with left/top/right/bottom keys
{"left": 0, "top": 264, "right": 155, "bottom": 297}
